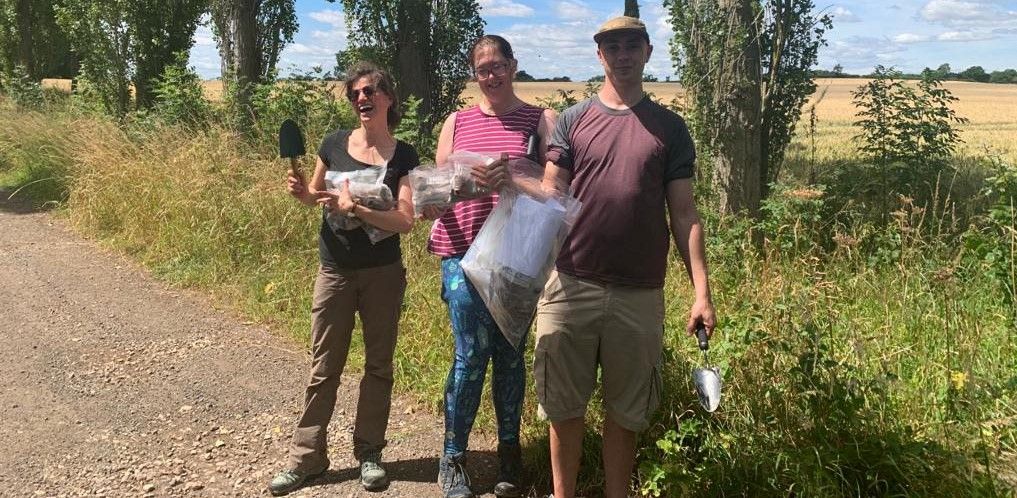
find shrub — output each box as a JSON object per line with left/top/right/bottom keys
{"left": 248, "top": 67, "right": 357, "bottom": 156}
{"left": 853, "top": 66, "right": 967, "bottom": 166}
{"left": 151, "top": 52, "right": 212, "bottom": 129}
{"left": 394, "top": 95, "right": 437, "bottom": 161}
{"left": 0, "top": 65, "right": 44, "bottom": 109}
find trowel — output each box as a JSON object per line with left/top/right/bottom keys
{"left": 278, "top": 119, "right": 305, "bottom": 175}
{"left": 692, "top": 322, "right": 722, "bottom": 412}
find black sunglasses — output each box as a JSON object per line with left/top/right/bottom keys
{"left": 349, "top": 86, "right": 376, "bottom": 100}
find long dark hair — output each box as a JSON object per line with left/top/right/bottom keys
{"left": 343, "top": 61, "right": 401, "bottom": 129}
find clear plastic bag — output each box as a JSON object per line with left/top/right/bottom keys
{"left": 446, "top": 151, "right": 495, "bottom": 202}
{"left": 408, "top": 152, "right": 503, "bottom": 217}
{"left": 324, "top": 169, "right": 397, "bottom": 244}
{"left": 460, "top": 158, "right": 582, "bottom": 349}
{"left": 408, "top": 165, "right": 454, "bottom": 217}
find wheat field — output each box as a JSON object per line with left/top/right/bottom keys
{"left": 40, "top": 77, "right": 1017, "bottom": 161}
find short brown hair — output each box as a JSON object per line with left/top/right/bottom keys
{"left": 470, "top": 34, "right": 515, "bottom": 65}
{"left": 343, "top": 61, "right": 401, "bottom": 129}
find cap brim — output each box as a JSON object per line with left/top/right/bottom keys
{"left": 594, "top": 28, "right": 650, "bottom": 43}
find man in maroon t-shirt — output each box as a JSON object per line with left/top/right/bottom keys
{"left": 535, "top": 15, "right": 718, "bottom": 498}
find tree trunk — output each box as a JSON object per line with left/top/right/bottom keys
{"left": 624, "top": 0, "right": 640, "bottom": 18}
{"left": 396, "top": 0, "right": 432, "bottom": 133}
{"left": 713, "top": 0, "right": 762, "bottom": 219}
{"left": 211, "top": 1, "right": 237, "bottom": 84}
{"left": 234, "top": 0, "right": 260, "bottom": 132}
{"left": 15, "top": 0, "right": 34, "bottom": 78}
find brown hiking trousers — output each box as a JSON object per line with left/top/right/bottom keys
{"left": 287, "top": 262, "right": 406, "bottom": 471}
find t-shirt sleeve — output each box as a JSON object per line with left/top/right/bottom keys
{"left": 546, "top": 100, "right": 593, "bottom": 172}
{"left": 664, "top": 116, "right": 696, "bottom": 181}
{"left": 547, "top": 116, "right": 573, "bottom": 170}
{"left": 317, "top": 131, "right": 338, "bottom": 167}
{"left": 397, "top": 142, "right": 420, "bottom": 177}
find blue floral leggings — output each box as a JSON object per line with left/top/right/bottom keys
{"left": 441, "top": 255, "right": 526, "bottom": 456}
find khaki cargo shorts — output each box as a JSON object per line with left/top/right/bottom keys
{"left": 533, "top": 270, "right": 664, "bottom": 432}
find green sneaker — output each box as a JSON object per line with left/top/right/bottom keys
{"left": 267, "top": 463, "right": 327, "bottom": 496}
{"left": 360, "top": 454, "right": 389, "bottom": 491}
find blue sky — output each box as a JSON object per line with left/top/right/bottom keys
{"left": 189, "top": 0, "right": 1017, "bottom": 80}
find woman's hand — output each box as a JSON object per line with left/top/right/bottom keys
{"left": 472, "top": 153, "right": 510, "bottom": 190}
{"left": 316, "top": 179, "right": 357, "bottom": 215}
{"left": 421, "top": 204, "right": 448, "bottom": 220}
{"left": 287, "top": 170, "right": 307, "bottom": 196}
{"left": 336, "top": 179, "right": 357, "bottom": 213}
{"left": 288, "top": 169, "right": 322, "bottom": 207}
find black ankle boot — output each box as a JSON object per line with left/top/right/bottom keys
{"left": 493, "top": 442, "right": 522, "bottom": 497}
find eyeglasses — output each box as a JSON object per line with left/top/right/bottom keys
{"left": 475, "top": 62, "right": 510, "bottom": 79}
{"left": 348, "top": 86, "right": 376, "bottom": 100}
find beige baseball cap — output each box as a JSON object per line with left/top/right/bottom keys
{"left": 593, "top": 16, "right": 650, "bottom": 43}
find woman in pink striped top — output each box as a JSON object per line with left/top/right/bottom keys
{"left": 426, "top": 35, "right": 556, "bottom": 498}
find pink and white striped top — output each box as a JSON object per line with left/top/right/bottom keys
{"left": 428, "top": 103, "right": 544, "bottom": 257}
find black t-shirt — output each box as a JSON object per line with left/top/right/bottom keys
{"left": 317, "top": 130, "right": 419, "bottom": 269}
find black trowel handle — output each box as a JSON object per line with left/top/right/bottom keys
{"left": 695, "top": 322, "right": 709, "bottom": 351}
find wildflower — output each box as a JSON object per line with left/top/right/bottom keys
{"left": 950, "top": 370, "right": 968, "bottom": 390}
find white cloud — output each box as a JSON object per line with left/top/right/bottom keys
{"left": 309, "top": 9, "right": 345, "bottom": 28}
{"left": 918, "top": 0, "right": 1017, "bottom": 33}
{"left": 893, "top": 33, "right": 931, "bottom": 43}
{"left": 500, "top": 21, "right": 602, "bottom": 79}
{"left": 830, "top": 6, "right": 861, "bottom": 23}
{"left": 937, "top": 30, "right": 997, "bottom": 41}
{"left": 311, "top": 29, "right": 348, "bottom": 43}
{"left": 193, "top": 23, "right": 215, "bottom": 47}
{"left": 480, "top": 0, "right": 534, "bottom": 17}
{"left": 920, "top": 0, "right": 999, "bottom": 23}
{"left": 819, "top": 36, "right": 907, "bottom": 73}
{"left": 554, "top": 1, "right": 596, "bottom": 20}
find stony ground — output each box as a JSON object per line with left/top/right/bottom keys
{"left": 0, "top": 191, "right": 534, "bottom": 498}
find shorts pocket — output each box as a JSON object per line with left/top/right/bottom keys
{"left": 534, "top": 339, "right": 551, "bottom": 408}
{"left": 538, "top": 271, "right": 564, "bottom": 306}
{"left": 646, "top": 361, "right": 662, "bottom": 420}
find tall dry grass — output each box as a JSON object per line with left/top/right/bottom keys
{"left": 2, "top": 93, "right": 1015, "bottom": 495}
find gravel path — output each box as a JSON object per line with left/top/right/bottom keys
{"left": 0, "top": 191, "right": 521, "bottom": 498}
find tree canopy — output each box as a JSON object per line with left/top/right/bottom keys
{"left": 669, "top": 0, "right": 831, "bottom": 217}
{"left": 334, "top": 0, "right": 485, "bottom": 137}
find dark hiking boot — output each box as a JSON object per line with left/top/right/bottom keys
{"left": 438, "top": 452, "right": 474, "bottom": 498}
{"left": 493, "top": 442, "right": 522, "bottom": 497}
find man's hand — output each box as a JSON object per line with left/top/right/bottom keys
{"left": 686, "top": 298, "right": 717, "bottom": 338}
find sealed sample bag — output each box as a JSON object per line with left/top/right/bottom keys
{"left": 407, "top": 151, "right": 499, "bottom": 216}
{"left": 460, "top": 158, "right": 582, "bottom": 349}
{"left": 324, "top": 169, "right": 396, "bottom": 244}
{"left": 408, "top": 166, "right": 454, "bottom": 217}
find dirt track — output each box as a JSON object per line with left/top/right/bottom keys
{"left": 0, "top": 192, "right": 514, "bottom": 497}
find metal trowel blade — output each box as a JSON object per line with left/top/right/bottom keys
{"left": 693, "top": 366, "right": 722, "bottom": 412}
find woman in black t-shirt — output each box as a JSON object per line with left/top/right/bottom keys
{"left": 269, "top": 61, "right": 418, "bottom": 496}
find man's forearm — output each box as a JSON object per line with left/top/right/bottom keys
{"left": 672, "top": 214, "right": 712, "bottom": 302}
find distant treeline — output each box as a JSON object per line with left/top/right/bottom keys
{"left": 812, "top": 63, "right": 1017, "bottom": 84}
{"left": 514, "top": 71, "right": 679, "bottom": 83}
{"left": 515, "top": 70, "right": 572, "bottom": 83}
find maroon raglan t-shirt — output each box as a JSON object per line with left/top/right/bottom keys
{"left": 546, "top": 95, "right": 696, "bottom": 288}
